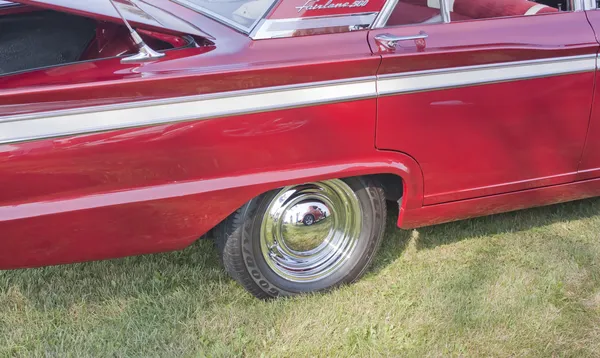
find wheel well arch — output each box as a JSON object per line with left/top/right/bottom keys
{"left": 366, "top": 173, "right": 404, "bottom": 203}
{"left": 207, "top": 151, "right": 423, "bottom": 240}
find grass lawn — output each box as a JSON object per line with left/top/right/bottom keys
{"left": 2, "top": 198, "right": 600, "bottom": 357}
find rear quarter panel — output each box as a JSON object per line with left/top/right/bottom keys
{"left": 0, "top": 24, "right": 424, "bottom": 269}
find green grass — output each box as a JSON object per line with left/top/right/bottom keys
{"left": 281, "top": 220, "right": 332, "bottom": 251}
{"left": 3, "top": 199, "right": 600, "bottom": 357}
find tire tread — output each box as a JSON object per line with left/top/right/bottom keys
{"left": 217, "top": 204, "right": 271, "bottom": 299}
{"left": 216, "top": 176, "right": 388, "bottom": 299}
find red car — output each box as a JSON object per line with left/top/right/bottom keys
{"left": 2, "top": 0, "right": 600, "bottom": 298}
{"left": 300, "top": 205, "right": 326, "bottom": 226}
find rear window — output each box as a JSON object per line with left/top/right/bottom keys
{"left": 173, "top": 0, "right": 277, "bottom": 32}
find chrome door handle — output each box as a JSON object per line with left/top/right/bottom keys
{"left": 374, "top": 31, "right": 428, "bottom": 50}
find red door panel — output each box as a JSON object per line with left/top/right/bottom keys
{"left": 370, "top": 13, "right": 597, "bottom": 205}
{"left": 578, "top": 11, "right": 600, "bottom": 180}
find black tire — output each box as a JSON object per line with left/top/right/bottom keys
{"left": 216, "top": 177, "right": 387, "bottom": 299}
{"left": 303, "top": 214, "right": 315, "bottom": 226}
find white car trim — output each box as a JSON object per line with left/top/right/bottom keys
{"left": 0, "top": 54, "right": 595, "bottom": 145}
{"left": 378, "top": 54, "right": 596, "bottom": 96}
{"left": 0, "top": 77, "right": 377, "bottom": 145}
{"left": 525, "top": 4, "right": 549, "bottom": 15}
{"left": 251, "top": 13, "right": 378, "bottom": 39}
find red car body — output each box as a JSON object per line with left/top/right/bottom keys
{"left": 302, "top": 205, "right": 326, "bottom": 226}
{"left": 2, "top": 0, "right": 600, "bottom": 270}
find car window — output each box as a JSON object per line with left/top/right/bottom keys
{"left": 384, "top": 0, "right": 444, "bottom": 26}
{"left": 0, "top": 9, "right": 190, "bottom": 78}
{"left": 383, "top": 0, "right": 572, "bottom": 27}
{"left": 173, "top": 0, "right": 277, "bottom": 32}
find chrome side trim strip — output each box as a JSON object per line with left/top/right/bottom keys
{"left": 251, "top": 13, "right": 377, "bottom": 39}
{"left": 0, "top": 77, "right": 377, "bottom": 145}
{"left": 377, "top": 54, "right": 596, "bottom": 96}
{"left": 439, "top": 0, "right": 451, "bottom": 23}
{"left": 0, "top": 1, "right": 19, "bottom": 8}
{"left": 0, "top": 55, "right": 594, "bottom": 145}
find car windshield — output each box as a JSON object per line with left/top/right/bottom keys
{"left": 173, "top": 0, "right": 277, "bottom": 32}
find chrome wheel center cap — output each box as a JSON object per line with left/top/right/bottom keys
{"left": 280, "top": 201, "right": 333, "bottom": 254}
{"left": 260, "top": 180, "right": 362, "bottom": 282}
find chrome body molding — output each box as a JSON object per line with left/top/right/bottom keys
{"left": 0, "top": 55, "right": 595, "bottom": 145}
{"left": 371, "top": 0, "right": 399, "bottom": 28}
{"left": 0, "top": 77, "right": 377, "bottom": 145}
{"left": 0, "top": 0, "right": 18, "bottom": 7}
{"left": 438, "top": 0, "right": 451, "bottom": 23}
{"left": 251, "top": 13, "right": 377, "bottom": 40}
{"left": 295, "top": 0, "right": 372, "bottom": 12}
{"left": 377, "top": 54, "right": 597, "bottom": 96}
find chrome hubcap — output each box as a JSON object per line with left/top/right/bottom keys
{"left": 260, "top": 180, "right": 362, "bottom": 282}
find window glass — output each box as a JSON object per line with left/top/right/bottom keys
{"left": 448, "top": 0, "right": 568, "bottom": 21}
{"left": 385, "top": 0, "right": 444, "bottom": 26}
{"left": 385, "top": 0, "right": 569, "bottom": 26}
{"left": 173, "top": 0, "right": 277, "bottom": 31}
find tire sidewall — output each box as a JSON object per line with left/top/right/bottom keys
{"left": 239, "top": 178, "right": 385, "bottom": 297}
{"left": 303, "top": 214, "right": 315, "bottom": 226}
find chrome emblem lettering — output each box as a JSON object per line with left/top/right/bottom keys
{"left": 295, "top": 0, "right": 370, "bottom": 12}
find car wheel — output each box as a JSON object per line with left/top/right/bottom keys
{"left": 216, "top": 177, "right": 387, "bottom": 299}
{"left": 302, "top": 214, "right": 315, "bottom": 226}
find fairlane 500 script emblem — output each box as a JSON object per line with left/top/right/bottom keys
{"left": 296, "top": 0, "right": 370, "bottom": 12}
